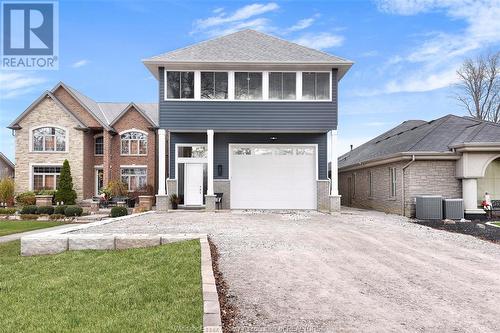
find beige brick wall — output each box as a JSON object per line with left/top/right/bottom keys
{"left": 14, "top": 95, "right": 84, "bottom": 198}
{"left": 339, "top": 160, "right": 462, "bottom": 217}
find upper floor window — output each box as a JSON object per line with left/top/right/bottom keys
{"left": 201, "top": 72, "right": 228, "bottom": 99}
{"left": 166, "top": 71, "right": 194, "bottom": 99}
{"left": 121, "top": 131, "right": 147, "bottom": 155}
{"left": 94, "top": 135, "right": 103, "bottom": 155}
{"left": 32, "top": 127, "right": 66, "bottom": 152}
{"left": 235, "top": 72, "right": 262, "bottom": 100}
{"left": 269, "top": 72, "right": 296, "bottom": 100}
{"left": 302, "top": 72, "right": 330, "bottom": 100}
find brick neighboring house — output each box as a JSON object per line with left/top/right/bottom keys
{"left": 338, "top": 115, "right": 500, "bottom": 218}
{"left": 0, "top": 152, "right": 15, "bottom": 179}
{"left": 7, "top": 82, "right": 158, "bottom": 200}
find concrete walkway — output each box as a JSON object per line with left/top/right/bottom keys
{"left": 0, "top": 224, "right": 78, "bottom": 244}
{"left": 73, "top": 208, "right": 500, "bottom": 333}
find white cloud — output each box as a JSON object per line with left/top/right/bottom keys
{"left": 360, "top": 50, "right": 380, "bottom": 57}
{"left": 0, "top": 72, "right": 46, "bottom": 99}
{"left": 287, "top": 14, "right": 319, "bottom": 32}
{"left": 293, "top": 32, "right": 344, "bottom": 50}
{"left": 373, "top": 0, "right": 500, "bottom": 94}
{"left": 72, "top": 59, "right": 89, "bottom": 68}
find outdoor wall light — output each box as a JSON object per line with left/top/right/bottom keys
{"left": 218, "top": 165, "right": 223, "bottom": 176}
{"left": 270, "top": 136, "right": 278, "bottom": 141}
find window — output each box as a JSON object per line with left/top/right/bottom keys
{"left": 235, "top": 72, "right": 262, "bottom": 100}
{"left": 254, "top": 148, "right": 273, "bottom": 155}
{"left": 32, "top": 127, "right": 66, "bottom": 152}
{"left": 178, "top": 145, "right": 207, "bottom": 158}
{"left": 269, "top": 72, "right": 296, "bottom": 100}
{"left": 121, "top": 131, "right": 147, "bottom": 155}
{"left": 352, "top": 173, "right": 356, "bottom": 197}
{"left": 276, "top": 148, "right": 293, "bottom": 156}
{"left": 368, "top": 171, "right": 373, "bottom": 197}
{"left": 201, "top": 72, "right": 228, "bottom": 99}
{"left": 389, "top": 167, "right": 397, "bottom": 197}
{"left": 94, "top": 136, "right": 103, "bottom": 155}
{"left": 166, "top": 71, "right": 194, "bottom": 99}
{"left": 233, "top": 148, "right": 251, "bottom": 155}
{"left": 302, "top": 72, "right": 330, "bottom": 100}
{"left": 121, "top": 168, "right": 147, "bottom": 191}
{"left": 296, "top": 147, "right": 314, "bottom": 155}
{"left": 33, "top": 166, "right": 61, "bottom": 191}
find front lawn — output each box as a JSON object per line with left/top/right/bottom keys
{"left": 0, "top": 220, "right": 65, "bottom": 237}
{"left": 490, "top": 222, "right": 500, "bottom": 227}
{"left": 0, "top": 240, "right": 203, "bottom": 332}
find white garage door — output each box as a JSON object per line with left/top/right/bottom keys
{"left": 230, "top": 144, "right": 317, "bottom": 209}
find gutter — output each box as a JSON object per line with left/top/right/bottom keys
{"left": 401, "top": 155, "right": 416, "bottom": 216}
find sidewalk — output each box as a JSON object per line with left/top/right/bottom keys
{"left": 0, "top": 224, "right": 79, "bottom": 244}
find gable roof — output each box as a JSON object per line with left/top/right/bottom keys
{"left": 338, "top": 114, "right": 500, "bottom": 169}
{"left": 143, "top": 29, "right": 353, "bottom": 79}
{"left": 0, "top": 152, "right": 15, "bottom": 169}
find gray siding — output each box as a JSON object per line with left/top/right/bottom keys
{"left": 159, "top": 68, "right": 338, "bottom": 131}
{"left": 170, "top": 132, "right": 328, "bottom": 179}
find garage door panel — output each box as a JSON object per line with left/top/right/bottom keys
{"left": 230, "top": 145, "right": 317, "bottom": 209}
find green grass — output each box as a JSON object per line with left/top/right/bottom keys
{"left": 0, "top": 220, "right": 65, "bottom": 237}
{"left": 0, "top": 240, "right": 203, "bottom": 333}
{"left": 490, "top": 222, "right": 500, "bottom": 227}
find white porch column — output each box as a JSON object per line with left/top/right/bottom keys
{"left": 207, "top": 129, "right": 214, "bottom": 196}
{"left": 157, "top": 129, "right": 166, "bottom": 196}
{"left": 330, "top": 130, "right": 339, "bottom": 196}
{"left": 462, "top": 178, "right": 483, "bottom": 214}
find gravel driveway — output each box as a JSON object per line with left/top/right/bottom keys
{"left": 75, "top": 208, "right": 500, "bottom": 332}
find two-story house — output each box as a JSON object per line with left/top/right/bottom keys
{"left": 143, "top": 30, "right": 352, "bottom": 211}
{"left": 8, "top": 82, "right": 158, "bottom": 199}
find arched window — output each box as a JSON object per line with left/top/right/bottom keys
{"left": 121, "top": 131, "right": 147, "bottom": 155}
{"left": 32, "top": 127, "right": 66, "bottom": 152}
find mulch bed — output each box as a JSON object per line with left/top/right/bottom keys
{"left": 208, "top": 237, "right": 238, "bottom": 333}
{"left": 412, "top": 220, "right": 500, "bottom": 242}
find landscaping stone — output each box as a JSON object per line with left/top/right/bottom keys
{"left": 115, "top": 234, "right": 161, "bottom": 249}
{"left": 138, "top": 195, "right": 154, "bottom": 211}
{"left": 204, "top": 300, "right": 221, "bottom": 315}
{"left": 35, "top": 195, "right": 53, "bottom": 206}
{"left": 68, "top": 234, "right": 115, "bottom": 250}
{"left": 21, "top": 235, "right": 68, "bottom": 256}
{"left": 203, "top": 313, "right": 222, "bottom": 328}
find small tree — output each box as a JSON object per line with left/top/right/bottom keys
{"left": 55, "top": 160, "right": 77, "bottom": 205}
{"left": 0, "top": 177, "right": 15, "bottom": 207}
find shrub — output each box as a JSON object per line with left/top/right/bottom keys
{"left": 55, "top": 160, "right": 77, "bottom": 205}
{"left": 64, "top": 205, "right": 83, "bottom": 217}
{"left": 104, "top": 180, "right": 128, "bottom": 198}
{"left": 50, "top": 214, "right": 66, "bottom": 220}
{"left": 37, "top": 206, "right": 54, "bottom": 215}
{"left": 0, "top": 177, "right": 15, "bottom": 207}
{"left": 20, "top": 205, "right": 38, "bottom": 215}
{"left": 111, "top": 206, "right": 128, "bottom": 218}
{"left": 36, "top": 189, "right": 56, "bottom": 196}
{"left": 20, "top": 214, "right": 39, "bottom": 220}
{"left": 54, "top": 205, "right": 67, "bottom": 215}
{"left": 15, "top": 191, "right": 36, "bottom": 206}
{"left": 0, "top": 207, "right": 17, "bottom": 215}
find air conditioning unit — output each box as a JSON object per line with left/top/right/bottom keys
{"left": 415, "top": 195, "right": 443, "bottom": 220}
{"left": 443, "top": 199, "right": 464, "bottom": 220}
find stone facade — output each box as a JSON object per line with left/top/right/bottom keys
{"left": 339, "top": 160, "right": 462, "bottom": 217}
{"left": 214, "top": 180, "right": 230, "bottom": 209}
{"left": 317, "top": 180, "right": 330, "bottom": 211}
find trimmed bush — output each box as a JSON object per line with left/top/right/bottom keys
{"left": 111, "top": 206, "right": 128, "bottom": 218}
{"left": 0, "top": 207, "right": 17, "bottom": 215}
{"left": 37, "top": 206, "right": 54, "bottom": 215}
{"left": 54, "top": 205, "right": 67, "bottom": 215}
{"left": 20, "top": 205, "right": 38, "bottom": 215}
{"left": 64, "top": 205, "right": 83, "bottom": 217}
{"left": 0, "top": 177, "right": 15, "bottom": 207}
{"left": 50, "top": 214, "right": 66, "bottom": 220}
{"left": 16, "top": 192, "right": 36, "bottom": 206}
{"left": 20, "top": 214, "right": 39, "bottom": 220}
{"left": 55, "top": 160, "right": 77, "bottom": 205}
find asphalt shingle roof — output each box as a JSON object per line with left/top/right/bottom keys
{"left": 338, "top": 114, "right": 500, "bottom": 169}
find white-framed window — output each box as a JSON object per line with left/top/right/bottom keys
{"left": 33, "top": 166, "right": 61, "bottom": 191}
{"left": 234, "top": 72, "right": 263, "bottom": 100}
{"left": 166, "top": 71, "right": 195, "bottom": 99}
{"left": 94, "top": 135, "right": 103, "bottom": 155}
{"left": 368, "top": 170, "right": 373, "bottom": 197}
{"left": 201, "top": 71, "right": 228, "bottom": 99}
{"left": 121, "top": 168, "right": 147, "bottom": 191}
{"left": 32, "top": 127, "right": 66, "bottom": 152}
{"left": 302, "top": 72, "right": 330, "bottom": 100}
{"left": 389, "top": 167, "right": 397, "bottom": 197}
{"left": 177, "top": 145, "right": 208, "bottom": 158}
{"left": 269, "top": 72, "right": 296, "bottom": 100}
{"left": 121, "top": 131, "right": 147, "bottom": 155}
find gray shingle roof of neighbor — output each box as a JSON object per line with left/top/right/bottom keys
{"left": 338, "top": 114, "right": 500, "bottom": 169}
{"left": 0, "top": 152, "right": 15, "bottom": 169}
{"left": 143, "top": 29, "right": 354, "bottom": 79}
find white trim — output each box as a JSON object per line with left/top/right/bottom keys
{"left": 228, "top": 71, "right": 235, "bottom": 99}
{"left": 164, "top": 70, "right": 196, "bottom": 101}
{"left": 118, "top": 128, "right": 149, "bottom": 136}
{"left": 262, "top": 71, "right": 269, "bottom": 100}
{"left": 296, "top": 71, "right": 302, "bottom": 100}
{"left": 28, "top": 162, "right": 62, "bottom": 191}
{"left": 194, "top": 71, "right": 201, "bottom": 100}
{"left": 174, "top": 143, "right": 209, "bottom": 197}
{"left": 120, "top": 166, "right": 148, "bottom": 192}
{"left": 94, "top": 167, "right": 103, "bottom": 196}
{"left": 300, "top": 71, "right": 332, "bottom": 101}
{"left": 29, "top": 124, "right": 69, "bottom": 153}
{"left": 157, "top": 129, "right": 167, "bottom": 196}
{"left": 120, "top": 165, "right": 148, "bottom": 168}
{"left": 207, "top": 130, "right": 214, "bottom": 196}
{"left": 119, "top": 129, "right": 148, "bottom": 156}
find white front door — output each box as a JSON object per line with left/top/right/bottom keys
{"left": 184, "top": 163, "right": 204, "bottom": 205}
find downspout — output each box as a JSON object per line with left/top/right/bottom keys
{"left": 401, "top": 155, "right": 416, "bottom": 216}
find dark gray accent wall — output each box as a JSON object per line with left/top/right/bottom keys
{"left": 170, "top": 132, "right": 328, "bottom": 180}
{"left": 159, "top": 68, "right": 338, "bottom": 131}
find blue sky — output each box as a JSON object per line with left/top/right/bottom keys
{"left": 1, "top": 0, "right": 499, "bottom": 162}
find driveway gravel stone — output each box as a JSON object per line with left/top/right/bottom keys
{"left": 73, "top": 208, "right": 500, "bottom": 332}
